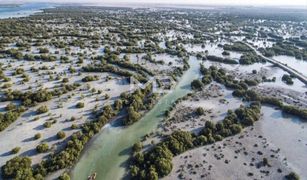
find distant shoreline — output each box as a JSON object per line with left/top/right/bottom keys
{"left": 0, "top": 3, "right": 55, "bottom": 19}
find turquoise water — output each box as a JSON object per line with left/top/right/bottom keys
{"left": 0, "top": 3, "right": 54, "bottom": 19}
{"left": 71, "top": 56, "right": 201, "bottom": 180}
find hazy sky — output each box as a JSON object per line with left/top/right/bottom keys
{"left": 3, "top": 0, "right": 307, "bottom": 6}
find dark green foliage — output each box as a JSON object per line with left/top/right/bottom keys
{"left": 0, "top": 110, "right": 23, "bottom": 132}
{"left": 1, "top": 156, "right": 34, "bottom": 179}
{"left": 62, "top": 78, "right": 69, "bottom": 83}
{"left": 76, "top": 102, "right": 85, "bottom": 108}
{"left": 239, "top": 52, "right": 265, "bottom": 65}
{"left": 285, "top": 172, "right": 300, "bottom": 180}
{"left": 11, "top": 147, "right": 21, "bottom": 154}
{"left": 58, "top": 172, "right": 71, "bottom": 180}
{"left": 261, "top": 42, "right": 307, "bottom": 60}
{"left": 282, "top": 74, "right": 294, "bottom": 85}
{"left": 191, "top": 79, "right": 204, "bottom": 90}
{"left": 222, "top": 51, "right": 230, "bottom": 56}
{"left": 34, "top": 133, "right": 42, "bottom": 140}
{"left": 233, "top": 89, "right": 307, "bottom": 120}
{"left": 129, "top": 103, "right": 261, "bottom": 178}
{"left": 132, "top": 142, "right": 143, "bottom": 153}
{"left": 1, "top": 84, "right": 79, "bottom": 107}
{"left": 39, "top": 48, "right": 49, "bottom": 53}
{"left": 83, "top": 64, "right": 147, "bottom": 83}
{"left": 36, "top": 143, "right": 49, "bottom": 153}
{"left": 223, "top": 42, "right": 253, "bottom": 52}
{"left": 36, "top": 105, "right": 49, "bottom": 114}
{"left": 57, "top": 131, "right": 66, "bottom": 139}
{"left": 82, "top": 75, "right": 99, "bottom": 82}
{"left": 206, "top": 55, "right": 238, "bottom": 64}
{"left": 123, "top": 84, "right": 156, "bottom": 125}
{"left": 196, "top": 107, "right": 205, "bottom": 115}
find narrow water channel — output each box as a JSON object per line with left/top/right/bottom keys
{"left": 71, "top": 56, "right": 201, "bottom": 180}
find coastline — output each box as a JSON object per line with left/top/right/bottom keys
{"left": 0, "top": 3, "right": 55, "bottom": 19}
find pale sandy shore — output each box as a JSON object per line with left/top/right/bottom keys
{"left": 164, "top": 123, "right": 292, "bottom": 180}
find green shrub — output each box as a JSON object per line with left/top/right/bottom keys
{"left": 57, "top": 131, "right": 66, "bottom": 139}
{"left": 44, "top": 122, "right": 52, "bottom": 128}
{"left": 36, "top": 143, "right": 49, "bottom": 153}
{"left": 76, "top": 102, "right": 85, "bottom": 108}
{"left": 285, "top": 172, "right": 300, "bottom": 180}
{"left": 11, "top": 147, "right": 21, "bottom": 154}
{"left": 191, "top": 79, "right": 204, "bottom": 90}
{"left": 37, "top": 106, "right": 49, "bottom": 114}
{"left": 132, "top": 142, "right": 143, "bottom": 152}
{"left": 34, "top": 133, "right": 42, "bottom": 140}
{"left": 196, "top": 107, "right": 205, "bottom": 115}
{"left": 62, "top": 78, "right": 69, "bottom": 83}
{"left": 58, "top": 172, "right": 70, "bottom": 180}
{"left": 82, "top": 75, "right": 99, "bottom": 82}
{"left": 1, "top": 156, "right": 33, "bottom": 179}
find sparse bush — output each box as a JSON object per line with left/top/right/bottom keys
{"left": 44, "top": 122, "right": 52, "bottom": 128}
{"left": 76, "top": 102, "right": 85, "bottom": 108}
{"left": 196, "top": 107, "right": 205, "bottom": 115}
{"left": 34, "top": 133, "right": 42, "bottom": 140}
{"left": 11, "top": 147, "right": 21, "bottom": 154}
{"left": 36, "top": 143, "right": 49, "bottom": 153}
{"left": 57, "top": 131, "right": 66, "bottom": 139}
{"left": 37, "top": 106, "right": 49, "bottom": 114}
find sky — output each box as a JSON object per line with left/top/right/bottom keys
{"left": 2, "top": 0, "right": 307, "bottom": 6}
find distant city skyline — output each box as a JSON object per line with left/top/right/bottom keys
{"left": 2, "top": 0, "right": 307, "bottom": 6}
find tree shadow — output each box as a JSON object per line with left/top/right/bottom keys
{"left": 22, "top": 136, "right": 35, "bottom": 142}
{"left": 33, "top": 124, "right": 45, "bottom": 130}
{"left": 0, "top": 151, "right": 12, "bottom": 157}
{"left": 21, "top": 110, "right": 37, "bottom": 118}
{"left": 20, "top": 149, "right": 37, "bottom": 157}
{"left": 42, "top": 135, "right": 58, "bottom": 143}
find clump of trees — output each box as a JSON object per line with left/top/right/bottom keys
{"left": 36, "top": 105, "right": 49, "bottom": 114}
{"left": 122, "top": 84, "right": 157, "bottom": 125}
{"left": 260, "top": 42, "right": 307, "bottom": 60}
{"left": 285, "top": 172, "right": 300, "bottom": 180}
{"left": 1, "top": 87, "right": 150, "bottom": 178}
{"left": 36, "top": 143, "right": 49, "bottom": 153}
{"left": 191, "top": 79, "right": 204, "bottom": 90}
{"left": 57, "top": 131, "right": 66, "bottom": 139}
{"left": 223, "top": 42, "right": 253, "bottom": 52}
{"left": 81, "top": 75, "right": 99, "bottom": 82}
{"left": 205, "top": 55, "right": 238, "bottom": 64}
{"left": 1, "top": 84, "right": 80, "bottom": 107}
{"left": 0, "top": 109, "right": 24, "bottom": 132}
{"left": 83, "top": 64, "right": 147, "bottom": 83}
{"left": 39, "top": 48, "right": 49, "bottom": 54}
{"left": 1, "top": 156, "right": 35, "bottom": 179}
{"left": 233, "top": 89, "right": 307, "bottom": 120}
{"left": 282, "top": 74, "right": 294, "bottom": 85}
{"left": 129, "top": 103, "right": 261, "bottom": 178}
{"left": 58, "top": 172, "right": 71, "bottom": 180}
{"left": 239, "top": 52, "right": 266, "bottom": 65}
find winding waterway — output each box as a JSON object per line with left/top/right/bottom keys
{"left": 72, "top": 56, "right": 201, "bottom": 180}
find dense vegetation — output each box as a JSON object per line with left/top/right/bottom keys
{"left": 205, "top": 55, "right": 238, "bottom": 64}
{"left": 260, "top": 42, "right": 307, "bottom": 60}
{"left": 129, "top": 103, "right": 261, "bottom": 178}
{"left": 223, "top": 42, "right": 253, "bottom": 52}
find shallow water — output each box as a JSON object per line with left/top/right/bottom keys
{"left": 0, "top": 3, "right": 54, "bottom": 19}
{"left": 272, "top": 55, "right": 307, "bottom": 76}
{"left": 71, "top": 56, "right": 201, "bottom": 180}
{"left": 259, "top": 106, "right": 307, "bottom": 178}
